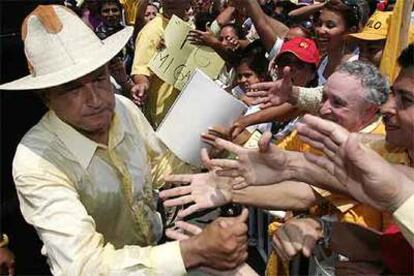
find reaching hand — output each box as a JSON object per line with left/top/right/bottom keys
{"left": 160, "top": 167, "right": 236, "bottom": 218}
{"left": 272, "top": 217, "right": 323, "bottom": 262}
{"left": 297, "top": 114, "right": 414, "bottom": 212}
{"left": 180, "top": 209, "right": 249, "bottom": 271}
{"left": 247, "top": 67, "right": 293, "bottom": 109}
{"left": 187, "top": 29, "right": 218, "bottom": 47}
{"left": 205, "top": 132, "right": 297, "bottom": 189}
{"left": 130, "top": 76, "right": 149, "bottom": 107}
{"left": 170, "top": 212, "right": 257, "bottom": 275}
{"left": 0, "top": 247, "right": 15, "bottom": 276}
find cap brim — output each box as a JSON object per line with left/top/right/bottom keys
{"left": 347, "top": 32, "right": 386, "bottom": 41}
{"left": 276, "top": 49, "right": 319, "bottom": 66}
{"left": 0, "top": 26, "right": 133, "bottom": 91}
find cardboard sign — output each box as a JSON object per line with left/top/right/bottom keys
{"left": 156, "top": 70, "right": 247, "bottom": 167}
{"left": 149, "top": 15, "right": 225, "bottom": 90}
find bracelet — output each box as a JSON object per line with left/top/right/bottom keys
{"left": 0, "top": 234, "right": 9, "bottom": 248}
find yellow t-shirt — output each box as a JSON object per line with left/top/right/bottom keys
{"left": 131, "top": 14, "right": 179, "bottom": 128}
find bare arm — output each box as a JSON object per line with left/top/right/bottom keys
{"left": 240, "top": 104, "right": 300, "bottom": 129}
{"left": 239, "top": 0, "right": 288, "bottom": 51}
{"left": 232, "top": 181, "right": 321, "bottom": 210}
{"left": 288, "top": 2, "right": 325, "bottom": 20}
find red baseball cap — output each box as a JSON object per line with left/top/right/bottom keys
{"left": 276, "top": 37, "right": 320, "bottom": 67}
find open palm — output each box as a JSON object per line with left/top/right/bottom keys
{"left": 207, "top": 133, "right": 297, "bottom": 189}
{"left": 160, "top": 171, "right": 235, "bottom": 218}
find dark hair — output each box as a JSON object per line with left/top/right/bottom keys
{"left": 275, "top": 52, "right": 318, "bottom": 87}
{"left": 220, "top": 23, "right": 244, "bottom": 39}
{"left": 97, "top": 0, "right": 123, "bottom": 14}
{"left": 236, "top": 41, "right": 269, "bottom": 79}
{"left": 324, "top": 0, "right": 360, "bottom": 30}
{"left": 195, "top": 12, "right": 215, "bottom": 31}
{"left": 398, "top": 43, "right": 414, "bottom": 70}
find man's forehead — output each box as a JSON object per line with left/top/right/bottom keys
{"left": 325, "top": 72, "right": 364, "bottom": 98}
{"left": 393, "top": 67, "right": 414, "bottom": 93}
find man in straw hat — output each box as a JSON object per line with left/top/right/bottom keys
{"left": 0, "top": 5, "right": 249, "bottom": 275}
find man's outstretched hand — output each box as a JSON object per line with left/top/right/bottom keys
{"left": 247, "top": 66, "right": 293, "bottom": 109}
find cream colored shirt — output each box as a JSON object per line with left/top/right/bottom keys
{"left": 13, "top": 95, "right": 191, "bottom": 275}
{"left": 394, "top": 194, "right": 414, "bottom": 247}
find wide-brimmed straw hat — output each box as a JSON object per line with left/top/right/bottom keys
{"left": 0, "top": 5, "right": 132, "bottom": 90}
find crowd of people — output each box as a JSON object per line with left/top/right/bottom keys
{"left": 0, "top": 0, "right": 413, "bottom": 275}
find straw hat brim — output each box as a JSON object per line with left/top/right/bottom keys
{"left": 0, "top": 26, "right": 133, "bottom": 91}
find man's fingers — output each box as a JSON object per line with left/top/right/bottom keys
{"left": 209, "top": 159, "right": 239, "bottom": 170}
{"left": 164, "top": 174, "right": 193, "bottom": 184}
{"left": 302, "top": 114, "right": 349, "bottom": 145}
{"left": 302, "top": 235, "right": 318, "bottom": 257}
{"left": 236, "top": 208, "right": 249, "bottom": 223}
{"left": 216, "top": 168, "right": 242, "bottom": 178}
{"left": 215, "top": 138, "right": 243, "bottom": 154}
{"left": 163, "top": 195, "right": 194, "bottom": 207}
{"left": 277, "top": 228, "right": 298, "bottom": 260}
{"left": 272, "top": 234, "right": 289, "bottom": 262}
{"left": 175, "top": 220, "right": 203, "bottom": 235}
{"left": 249, "top": 81, "right": 276, "bottom": 91}
{"left": 304, "top": 153, "right": 335, "bottom": 176}
{"left": 200, "top": 148, "right": 213, "bottom": 170}
{"left": 246, "top": 90, "right": 269, "bottom": 98}
{"left": 166, "top": 228, "right": 190, "bottom": 241}
{"left": 159, "top": 185, "right": 191, "bottom": 199}
{"left": 258, "top": 131, "right": 272, "bottom": 153}
{"left": 299, "top": 134, "right": 336, "bottom": 161}
{"left": 177, "top": 204, "right": 201, "bottom": 218}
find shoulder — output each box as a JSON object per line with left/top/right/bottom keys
{"left": 13, "top": 114, "right": 72, "bottom": 183}
{"left": 137, "top": 15, "right": 166, "bottom": 39}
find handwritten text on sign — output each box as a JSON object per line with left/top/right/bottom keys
{"left": 149, "top": 15, "right": 224, "bottom": 90}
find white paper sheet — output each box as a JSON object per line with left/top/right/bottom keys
{"left": 156, "top": 69, "right": 247, "bottom": 167}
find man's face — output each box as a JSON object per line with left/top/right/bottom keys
{"left": 219, "top": 26, "right": 239, "bottom": 50}
{"left": 144, "top": 4, "right": 158, "bottom": 23}
{"left": 382, "top": 67, "right": 414, "bottom": 150}
{"left": 100, "top": 3, "right": 121, "bottom": 27}
{"left": 46, "top": 66, "right": 115, "bottom": 141}
{"left": 319, "top": 72, "right": 378, "bottom": 132}
{"left": 358, "top": 39, "right": 386, "bottom": 68}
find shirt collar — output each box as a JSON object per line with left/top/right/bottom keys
{"left": 360, "top": 115, "right": 383, "bottom": 134}
{"left": 48, "top": 111, "right": 99, "bottom": 170}
{"left": 47, "top": 105, "right": 127, "bottom": 170}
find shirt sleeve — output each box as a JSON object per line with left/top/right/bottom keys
{"left": 393, "top": 194, "right": 414, "bottom": 247}
{"left": 13, "top": 144, "right": 187, "bottom": 276}
{"left": 266, "top": 37, "right": 284, "bottom": 61}
{"left": 131, "top": 24, "right": 161, "bottom": 76}
{"left": 296, "top": 86, "right": 323, "bottom": 114}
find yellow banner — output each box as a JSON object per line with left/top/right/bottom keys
{"left": 379, "top": 0, "right": 413, "bottom": 82}
{"left": 149, "top": 15, "right": 225, "bottom": 90}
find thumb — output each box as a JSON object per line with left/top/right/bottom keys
{"left": 258, "top": 131, "right": 272, "bottom": 153}
{"left": 281, "top": 66, "right": 292, "bottom": 88}
{"left": 236, "top": 208, "right": 249, "bottom": 223}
